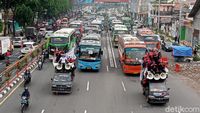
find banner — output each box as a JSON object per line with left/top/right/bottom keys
{"left": 65, "top": 47, "right": 77, "bottom": 60}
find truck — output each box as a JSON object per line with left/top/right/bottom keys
{"left": 0, "top": 37, "right": 14, "bottom": 58}
{"left": 140, "top": 50, "right": 170, "bottom": 104}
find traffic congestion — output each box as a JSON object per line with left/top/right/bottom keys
{"left": 0, "top": 2, "right": 200, "bottom": 113}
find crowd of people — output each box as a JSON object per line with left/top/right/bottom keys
{"left": 142, "top": 48, "right": 166, "bottom": 74}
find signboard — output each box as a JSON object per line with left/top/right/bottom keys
{"left": 160, "top": 17, "right": 171, "bottom": 24}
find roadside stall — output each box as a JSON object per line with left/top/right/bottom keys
{"left": 172, "top": 46, "right": 193, "bottom": 62}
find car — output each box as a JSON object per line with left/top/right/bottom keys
{"left": 20, "top": 42, "right": 37, "bottom": 54}
{"left": 162, "top": 41, "right": 173, "bottom": 52}
{"left": 51, "top": 73, "right": 73, "bottom": 94}
{"left": 145, "top": 82, "right": 170, "bottom": 104}
{"left": 13, "top": 36, "right": 27, "bottom": 47}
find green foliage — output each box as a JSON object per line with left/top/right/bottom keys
{"left": 193, "top": 55, "right": 200, "bottom": 61}
{"left": 15, "top": 4, "right": 34, "bottom": 27}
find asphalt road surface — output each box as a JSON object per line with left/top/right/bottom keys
{"left": 0, "top": 32, "right": 200, "bottom": 113}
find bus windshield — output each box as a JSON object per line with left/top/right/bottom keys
{"left": 79, "top": 45, "right": 101, "bottom": 61}
{"left": 125, "top": 48, "right": 146, "bottom": 60}
{"left": 142, "top": 36, "right": 158, "bottom": 42}
{"left": 50, "top": 37, "right": 69, "bottom": 44}
{"left": 115, "top": 30, "right": 129, "bottom": 34}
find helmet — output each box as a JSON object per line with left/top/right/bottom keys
{"left": 24, "top": 87, "right": 28, "bottom": 90}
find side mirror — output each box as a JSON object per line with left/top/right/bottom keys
{"left": 167, "top": 88, "right": 170, "bottom": 90}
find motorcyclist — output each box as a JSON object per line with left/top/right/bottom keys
{"left": 21, "top": 87, "right": 30, "bottom": 106}
{"left": 67, "top": 58, "right": 76, "bottom": 81}
{"left": 24, "top": 68, "right": 31, "bottom": 82}
{"left": 37, "top": 55, "right": 43, "bottom": 69}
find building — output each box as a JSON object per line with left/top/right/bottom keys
{"left": 150, "top": 0, "right": 174, "bottom": 33}
{"left": 188, "top": 0, "right": 200, "bottom": 47}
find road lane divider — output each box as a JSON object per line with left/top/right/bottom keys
{"left": 0, "top": 61, "right": 37, "bottom": 106}
{"left": 87, "top": 81, "right": 90, "bottom": 91}
{"left": 103, "top": 47, "right": 108, "bottom": 60}
{"left": 121, "top": 81, "right": 127, "bottom": 92}
{"left": 106, "top": 65, "right": 109, "bottom": 72}
{"left": 41, "top": 109, "right": 45, "bottom": 113}
{"left": 106, "top": 33, "right": 114, "bottom": 68}
{"left": 84, "top": 110, "right": 87, "bottom": 113}
{"left": 0, "top": 60, "right": 38, "bottom": 105}
{"left": 108, "top": 33, "right": 118, "bottom": 68}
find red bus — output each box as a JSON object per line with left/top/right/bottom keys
{"left": 118, "top": 34, "right": 146, "bottom": 74}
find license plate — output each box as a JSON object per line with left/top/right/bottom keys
{"left": 87, "top": 67, "right": 91, "bottom": 69}
{"left": 154, "top": 93, "right": 162, "bottom": 96}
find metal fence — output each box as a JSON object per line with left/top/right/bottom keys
{"left": 0, "top": 41, "right": 46, "bottom": 89}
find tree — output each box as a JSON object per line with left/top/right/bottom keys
{"left": 15, "top": 4, "right": 34, "bottom": 28}
{"left": 0, "top": 0, "right": 25, "bottom": 36}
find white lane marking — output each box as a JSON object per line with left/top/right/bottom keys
{"left": 106, "top": 65, "right": 109, "bottom": 72}
{"left": 87, "top": 81, "right": 90, "bottom": 91}
{"left": 131, "top": 111, "right": 134, "bottom": 113}
{"left": 41, "top": 109, "right": 45, "bottom": 113}
{"left": 103, "top": 47, "right": 108, "bottom": 60}
{"left": 106, "top": 33, "right": 114, "bottom": 67}
{"left": 84, "top": 110, "right": 87, "bottom": 113}
{"left": 121, "top": 81, "right": 126, "bottom": 92}
{"left": 108, "top": 33, "right": 118, "bottom": 68}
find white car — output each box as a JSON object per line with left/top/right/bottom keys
{"left": 13, "top": 36, "right": 27, "bottom": 47}
{"left": 20, "top": 42, "right": 37, "bottom": 54}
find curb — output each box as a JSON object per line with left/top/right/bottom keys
{"left": 0, "top": 60, "right": 38, "bottom": 99}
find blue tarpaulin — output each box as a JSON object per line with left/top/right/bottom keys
{"left": 172, "top": 46, "right": 192, "bottom": 57}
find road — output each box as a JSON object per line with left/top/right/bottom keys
{"left": 0, "top": 32, "right": 200, "bottom": 113}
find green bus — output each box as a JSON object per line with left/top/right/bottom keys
{"left": 121, "top": 16, "right": 132, "bottom": 31}
{"left": 46, "top": 28, "right": 77, "bottom": 60}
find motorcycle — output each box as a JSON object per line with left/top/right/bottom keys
{"left": 24, "top": 74, "right": 31, "bottom": 87}
{"left": 37, "top": 59, "right": 43, "bottom": 70}
{"left": 21, "top": 96, "right": 29, "bottom": 113}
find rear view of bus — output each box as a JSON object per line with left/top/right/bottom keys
{"left": 137, "top": 28, "right": 161, "bottom": 50}
{"left": 118, "top": 34, "right": 146, "bottom": 74}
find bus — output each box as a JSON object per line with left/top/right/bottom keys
{"left": 137, "top": 28, "right": 161, "bottom": 49}
{"left": 77, "top": 40, "right": 103, "bottom": 71}
{"left": 46, "top": 28, "right": 77, "bottom": 60}
{"left": 118, "top": 34, "right": 146, "bottom": 74}
{"left": 69, "top": 21, "right": 84, "bottom": 34}
{"left": 112, "top": 24, "right": 129, "bottom": 47}
{"left": 121, "top": 16, "right": 132, "bottom": 31}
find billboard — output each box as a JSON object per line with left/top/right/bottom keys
{"left": 77, "top": 0, "right": 94, "bottom": 4}
{"left": 95, "top": 0, "right": 129, "bottom": 2}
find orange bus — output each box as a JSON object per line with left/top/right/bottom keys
{"left": 137, "top": 28, "right": 161, "bottom": 49}
{"left": 118, "top": 34, "right": 147, "bottom": 74}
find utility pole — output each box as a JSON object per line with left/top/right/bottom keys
{"left": 179, "top": 0, "right": 183, "bottom": 41}
{"left": 157, "top": 0, "right": 161, "bottom": 32}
